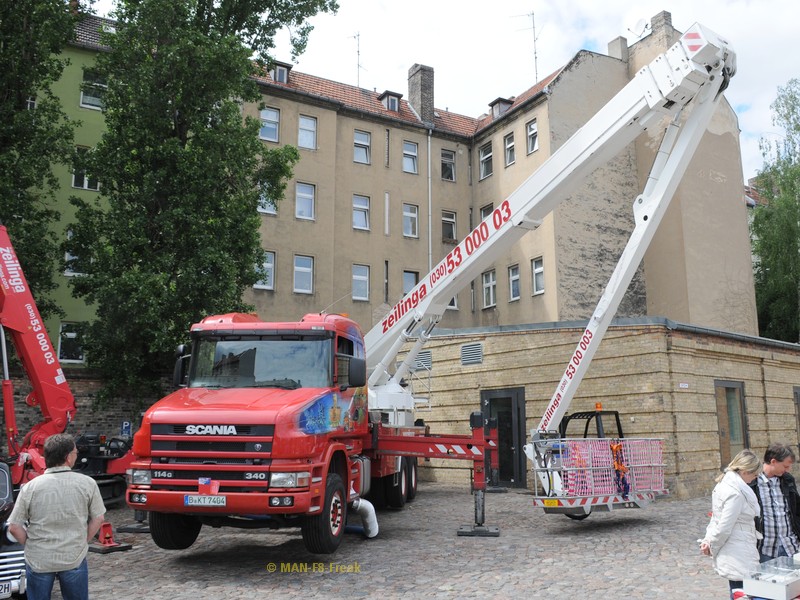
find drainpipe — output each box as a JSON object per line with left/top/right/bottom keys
{"left": 427, "top": 129, "right": 433, "bottom": 271}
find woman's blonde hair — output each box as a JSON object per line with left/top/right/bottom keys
{"left": 716, "top": 448, "right": 762, "bottom": 482}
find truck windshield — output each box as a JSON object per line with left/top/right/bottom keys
{"left": 188, "top": 336, "right": 332, "bottom": 389}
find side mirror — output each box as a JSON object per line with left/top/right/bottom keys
{"left": 348, "top": 357, "right": 367, "bottom": 389}
{"left": 172, "top": 345, "right": 191, "bottom": 388}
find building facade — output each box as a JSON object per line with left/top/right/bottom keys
{"left": 44, "top": 10, "right": 756, "bottom": 359}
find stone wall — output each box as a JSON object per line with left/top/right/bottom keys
{"left": 410, "top": 321, "right": 800, "bottom": 500}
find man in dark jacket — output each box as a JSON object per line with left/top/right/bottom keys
{"left": 749, "top": 442, "right": 800, "bottom": 562}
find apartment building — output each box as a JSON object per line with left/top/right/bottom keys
{"left": 45, "top": 11, "right": 756, "bottom": 361}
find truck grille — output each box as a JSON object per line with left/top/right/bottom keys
{"left": 148, "top": 423, "right": 274, "bottom": 492}
{"left": 0, "top": 546, "right": 25, "bottom": 585}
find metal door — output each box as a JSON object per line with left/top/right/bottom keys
{"left": 481, "top": 387, "right": 526, "bottom": 488}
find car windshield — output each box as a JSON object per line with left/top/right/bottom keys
{"left": 188, "top": 336, "right": 332, "bottom": 389}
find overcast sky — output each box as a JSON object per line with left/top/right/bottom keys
{"left": 92, "top": 0, "right": 797, "bottom": 184}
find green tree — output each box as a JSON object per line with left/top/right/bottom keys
{"left": 0, "top": 0, "right": 84, "bottom": 318}
{"left": 68, "top": 0, "right": 334, "bottom": 402}
{"left": 751, "top": 79, "right": 800, "bottom": 342}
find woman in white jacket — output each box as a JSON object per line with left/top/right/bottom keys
{"left": 700, "top": 449, "right": 763, "bottom": 598}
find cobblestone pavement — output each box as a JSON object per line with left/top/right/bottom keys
{"left": 65, "top": 483, "right": 726, "bottom": 599}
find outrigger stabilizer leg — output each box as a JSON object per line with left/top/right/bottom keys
{"left": 458, "top": 413, "right": 500, "bottom": 537}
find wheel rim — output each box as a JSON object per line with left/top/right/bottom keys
{"left": 329, "top": 490, "right": 344, "bottom": 536}
{"left": 400, "top": 468, "right": 407, "bottom": 496}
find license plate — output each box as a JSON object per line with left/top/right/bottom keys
{"left": 542, "top": 499, "right": 560, "bottom": 507}
{"left": 184, "top": 494, "right": 226, "bottom": 507}
{"left": 0, "top": 580, "right": 13, "bottom": 599}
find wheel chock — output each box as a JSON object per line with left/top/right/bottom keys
{"left": 89, "top": 522, "right": 132, "bottom": 553}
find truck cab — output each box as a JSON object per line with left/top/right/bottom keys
{"left": 127, "top": 312, "right": 369, "bottom": 554}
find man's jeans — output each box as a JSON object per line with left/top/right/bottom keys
{"left": 25, "top": 558, "right": 89, "bottom": 600}
{"left": 759, "top": 544, "right": 789, "bottom": 563}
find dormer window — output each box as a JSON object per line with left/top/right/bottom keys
{"left": 489, "top": 97, "right": 513, "bottom": 119}
{"left": 270, "top": 61, "right": 292, "bottom": 84}
{"left": 378, "top": 91, "right": 402, "bottom": 112}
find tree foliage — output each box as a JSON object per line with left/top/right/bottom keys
{"left": 0, "top": 0, "right": 83, "bottom": 318}
{"left": 67, "top": 0, "right": 335, "bottom": 402}
{"left": 751, "top": 79, "right": 800, "bottom": 342}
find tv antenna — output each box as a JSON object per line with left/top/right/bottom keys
{"left": 352, "top": 32, "right": 363, "bottom": 87}
{"left": 515, "top": 11, "right": 543, "bottom": 82}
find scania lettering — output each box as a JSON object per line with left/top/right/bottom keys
{"left": 184, "top": 425, "right": 238, "bottom": 435}
{"left": 127, "top": 21, "right": 735, "bottom": 549}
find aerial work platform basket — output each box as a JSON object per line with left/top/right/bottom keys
{"left": 530, "top": 437, "right": 668, "bottom": 517}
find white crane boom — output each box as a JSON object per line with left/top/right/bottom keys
{"left": 364, "top": 24, "right": 735, "bottom": 428}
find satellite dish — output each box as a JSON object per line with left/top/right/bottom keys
{"left": 628, "top": 19, "right": 650, "bottom": 38}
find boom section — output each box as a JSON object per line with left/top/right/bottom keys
{"left": 0, "top": 225, "right": 76, "bottom": 465}
{"left": 364, "top": 23, "right": 734, "bottom": 384}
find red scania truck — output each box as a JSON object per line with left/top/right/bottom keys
{"left": 126, "top": 21, "right": 735, "bottom": 552}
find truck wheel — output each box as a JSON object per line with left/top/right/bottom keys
{"left": 565, "top": 511, "right": 591, "bottom": 521}
{"left": 302, "top": 472, "right": 346, "bottom": 554}
{"left": 405, "top": 457, "right": 418, "bottom": 501}
{"left": 149, "top": 512, "right": 202, "bottom": 549}
{"left": 385, "top": 457, "right": 407, "bottom": 509}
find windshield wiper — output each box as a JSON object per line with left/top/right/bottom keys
{"left": 257, "top": 378, "right": 300, "bottom": 390}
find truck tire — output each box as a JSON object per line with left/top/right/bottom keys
{"left": 385, "top": 457, "right": 407, "bottom": 509}
{"left": 302, "top": 472, "right": 346, "bottom": 554}
{"left": 149, "top": 512, "right": 202, "bottom": 549}
{"left": 405, "top": 457, "right": 418, "bottom": 501}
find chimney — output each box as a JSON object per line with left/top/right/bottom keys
{"left": 408, "top": 64, "right": 434, "bottom": 125}
{"left": 650, "top": 10, "right": 672, "bottom": 33}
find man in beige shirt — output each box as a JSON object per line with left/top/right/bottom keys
{"left": 9, "top": 433, "right": 105, "bottom": 600}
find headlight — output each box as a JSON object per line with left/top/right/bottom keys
{"left": 270, "top": 471, "right": 310, "bottom": 488}
{"left": 126, "top": 469, "right": 152, "bottom": 485}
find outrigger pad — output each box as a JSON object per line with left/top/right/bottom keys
{"left": 457, "top": 524, "right": 500, "bottom": 537}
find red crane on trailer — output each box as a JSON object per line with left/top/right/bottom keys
{"left": 0, "top": 224, "right": 134, "bottom": 494}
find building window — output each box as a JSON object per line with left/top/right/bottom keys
{"left": 403, "top": 141, "right": 418, "bottom": 174}
{"left": 480, "top": 204, "right": 493, "bottom": 221}
{"left": 80, "top": 70, "right": 106, "bottom": 110}
{"left": 26, "top": 96, "right": 36, "bottom": 110}
{"left": 295, "top": 182, "right": 315, "bottom": 220}
{"left": 352, "top": 264, "right": 370, "bottom": 301}
{"left": 447, "top": 296, "right": 458, "bottom": 310}
{"left": 479, "top": 142, "right": 493, "bottom": 180}
{"left": 259, "top": 108, "right": 280, "bottom": 142}
{"left": 64, "top": 228, "right": 85, "bottom": 276}
{"left": 532, "top": 257, "right": 544, "bottom": 295}
{"left": 527, "top": 119, "right": 539, "bottom": 154}
{"left": 387, "top": 96, "right": 399, "bottom": 111}
{"left": 403, "top": 271, "right": 419, "bottom": 294}
{"left": 354, "top": 130, "right": 371, "bottom": 164}
{"left": 258, "top": 190, "right": 277, "bottom": 214}
{"left": 441, "top": 149, "right": 456, "bottom": 181}
{"left": 508, "top": 264, "right": 520, "bottom": 301}
{"left": 298, "top": 115, "right": 317, "bottom": 149}
{"left": 254, "top": 251, "right": 275, "bottom": 290}
{"left": 504, "top": 133, "right": 515, "bottom": 166}
{"left": 482, "top": 270, "right": 496, "bottom": 308}
{"left": 442, "top": 210, "right": 457, "bottom": 242}
{"left": 58, "top": 323, "right": 85, "bottom": 363}
{"left": 353, "top": 195, "right": 370, "bottom": 230}
{"left": 403, "top": 203, "right": 419, "bottom": 238}
{"left": 271, "top": 64, "right": 288, "bottom": 83}
{"left": 293, "top": 255, "right": 314, "bottom": 294}
{"left": 72, "top": 148, "right": 99, "bottom": 191}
